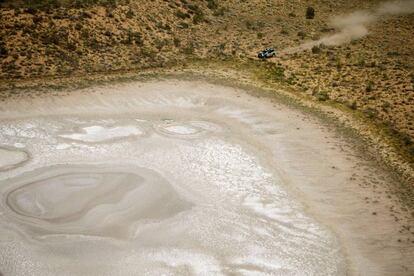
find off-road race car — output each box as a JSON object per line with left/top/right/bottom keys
{"left": 258, "top": 48, "right": 276, "bottom": 59}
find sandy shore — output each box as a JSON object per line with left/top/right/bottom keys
{"left": 0, "top": 79, "right": 413, "bottom": 275}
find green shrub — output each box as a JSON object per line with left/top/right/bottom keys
{"left": 306, "top": 7, "right": 315, "bottom": 19}
{"left": 192, "top": 13, "right": 204, "bottom": 24}
{"left": 186, "top": 4, "right": 200, "bottom": 13}
{"left": 366, "top": 81, "right": 374, "bottom": 92}
{"left": 297, "top": 31, "right": 306, "bottom": 39}
{"left": 363, "top": 108, "right": 377, "bottom": 118}
{"left": 175, "top": 10, "right": 189, "bottom": 19}
{"left": 346, "top": 101, "right": 357, "bottom": 110}
{"left": 266, "top": 64, "right": 285, "bottom": 82}
{"left": 178, "top": 22, "right": 189, "bottom": 28}
{"left": 0, "top": 43, "right": 8, "bottom": 57}
{"left": 206, "top": 0, "right": 217, "bottom": 9}
{"left": 126, "top": 9, "right": 134, "bottom": 19}
{"left": 183, "top": 43, "right": 194, "bottom": 55}
{"left": 173, "top": 37, "right": 181, "bottom": 47}
{"left": 154, "top": 38, "right": 166, "bottom": 50}
{"left": 124, "top": 30, "right": 143, "bottom": 46}
{"left": 311, "top": 45, "right": 321, "bottom": 54}
{"left": 246, "top": 20, "right": 265, "bottom": 31}
{"left": 213, "top": 7, "right": 225, "bottom": 16}
{"left": 408, "top": 145, "right": 414, "bottom": 156}
{"left": 315, "top": 91, "right": 329, "bottom": 101}
{"left": 280, "top": 28, "right": 289, "bottom": 35}
{"left": 0, "top": 0, "right": 127, "bottom": 9}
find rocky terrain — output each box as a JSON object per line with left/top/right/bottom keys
{"left": 0, "top": 0, "right": 413, "bottom": 153}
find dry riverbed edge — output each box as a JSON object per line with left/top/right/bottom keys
{"left": 0, "top": 62, "right": 414, "bottom": 274}
{"left": 1, "top": 60, "right": 413, "bottom": 203}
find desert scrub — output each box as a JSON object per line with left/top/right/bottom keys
{"left": 173, "top": 37, "right": 181, "bottom": 47}
{"left": 312, "top": 45, "right": 321, "bottom": 54}
{"left": 264, "top": 64, "right": 285, "bottom": 82}
{"left": 213, "top": 7, "right": 226, "bottom": 16}
{"left": 245, "top": 20, "right": 265, "bottom": 31}
{"left": 0, "top": 43, "right": 8, "bottom": 57}
{"left": 206, "top": 0, "right": 218, "bottom": 10}
{"left": 0, "top": 0, "right": 128, "bottom": 8}
{"left": 125, "top": 8, "right": 134, "bottom": 19}
{"left": 297, "top": 31, "right": 306, "bottom": 40}
{"left": 176, "top": 21, "right": 188, "bottom": 29}
{"left": 363, "top": 108, "right": 377, "bottom": 118}
{"left": 366, "top": 81, "right": 374, "bottom": 92}
{"left": 190, "top": 6, "right": 205, "bottom": 24}
{"left": 314, "top": 91, "right": 329, "bottom": 101}
{"left": 124, "top": 30, "right": 143, "bottom": 46}
{"left": 182, "top": 43, "right": 195, "bottom": 55}
{"left": 280, "top": 28, "right": 289, "bottom": 35}
{"left": 192, "top": 13, "right": 204, "bottom": 24}
{"left": 306, "top": 7, "right": 315, "bottom": 19}
{"left": 175, "top": 10, "right": 190, "bottom": 19}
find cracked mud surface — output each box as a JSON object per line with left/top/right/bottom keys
{"left": 0, "top": 80, "right": 412, "bottom": 275}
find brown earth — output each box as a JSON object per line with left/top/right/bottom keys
{"left": 0, "top": 0, "right": 413, "bottom": 150}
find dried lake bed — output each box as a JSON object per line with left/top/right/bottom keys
{"left": 0, "top": 80, "right": 412, "bottom": 275}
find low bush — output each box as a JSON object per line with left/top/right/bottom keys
{"left": 311, "top": 45, "right": 321, "bottom": 54}
{"left": 213, "top": 7, "right": 226, "bottom": 16}
{"left": 315, "top": 91, "right": 329, "bottom": 101}
{"left": 175, "top": 10, "right": 189, "bottom": 19}
{"left": 206, "top": 0, "right": 217, "bottom": 10}
{"left": 192, "top": 13, "right": 204, "bottom": 24}
{"left": 0, "top": 43, "right": 8, "bottom": 57}
{"left": 306, "top": 7, "right": 315, "bottom": 19}
{"left": 366, "top": 81, "right": 374, "bottom": 92}
{"left": 266, "top": 64, "right": 285, "bottom": 82}
{"left": 182, "top": 43, "right": 194, "bottom": 55}
{"left": 125, "top": 30, "right": 143, "bottom": 46}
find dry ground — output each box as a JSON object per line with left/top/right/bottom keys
{"left": 0, "top": 0, "right": 413, "bottom": 149}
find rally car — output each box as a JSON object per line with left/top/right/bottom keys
{"left": 258, "top": 48, "right": 276, "bottom": 59}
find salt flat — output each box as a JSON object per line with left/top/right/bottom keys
{"left": 0, "top": 80, "right": 411, "bottom": 275}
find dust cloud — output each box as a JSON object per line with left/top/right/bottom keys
{"left": 281, "top": 0, "right": 414, "bottom": 54}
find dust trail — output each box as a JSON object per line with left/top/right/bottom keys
{"left": 281, "top": 0, "right": 414, "bottom": 54}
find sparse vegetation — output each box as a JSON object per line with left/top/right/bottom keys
{"left": 311, "top": 45, "right": 321, "bottom": 54}
{"left": 173, "top": 37, "right": 181, "bottom": 47}
{"left": 124, "top": 30, "right": 143, "bottom": 46}
{"left": 0, "top": 43, "right": 8, "bottom": 57}
{"left": 297, "top": 31, "right": 306, "bottom": 39}
{"left": 281, "top": 28, "right": 289, "bottom": 35}
{"left": 366, "top": 81, "right": 374, "bottom": 92}
{"left": 363, "top": 108, "right": 377, "bottom": 118}
{"left": 0, "top": 0, "right": 413, "bottom": 150}
{"left": 206, "top": 0, "right": 218, "bottom": 10}
{"left": 265, "top": 64, "right": 285, "bottom": 82}
{"left": 0, "top": 0, "right": 125, "bottom": 9}
{"left": 245, "top": 20, "right": 265, "bottom": 31}
{"left": 315, "top": 91, "right": 329, "bottom": 101}
{"left": 182, "top": 43, "right": 195, "bottom": 55}
{"left": 175, "top": 10, "right": 189, "bottom": 19}
{"left": 213, "top": 7, "right": 226, "bottom": 16}
{"left": 192, "top": 12, "right": 204, "bottom": 24}
{"left": 306, "top": 7, "right": 315, "bottom": 19}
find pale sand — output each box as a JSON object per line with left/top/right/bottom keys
{"left": 0, "top": 147, "right": 29, "bottom": 171}
{"left": 0, "top": 80, "right": 412, "bottom": 275}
